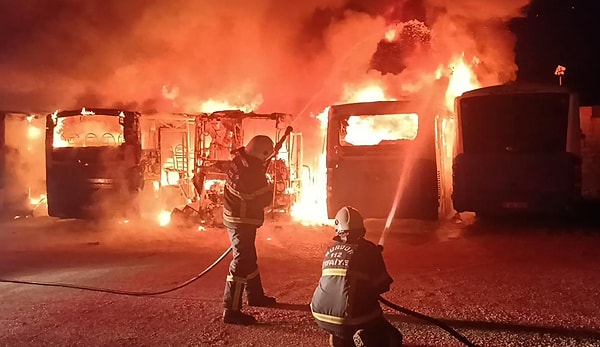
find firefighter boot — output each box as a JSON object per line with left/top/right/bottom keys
{"left": 353, "top": 327, "right": 403, "bottom": 347}
{"left": 223, "top": 277, "right": 256, "bottom": 325}
{"left": 246, "top": 272, "right": 276, "bottom": 307}
{"left": 222, "top": 309, "right": 257, "bottom": 325}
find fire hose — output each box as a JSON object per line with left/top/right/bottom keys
{"left": 0, "top": 247, "right": 232, "bottom": 297}
{"left": 379, "top": 296, "right": 478, "bottom": 347}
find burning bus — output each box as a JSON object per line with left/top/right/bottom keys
{"left": 1, "top": 111, "right": 46, "bottom": 218}
{"left": 45, "top": 108, "right": 143, "bottom": 219}
{"left": 452, "top": 83, "right": 583, "bottom": 217}
{"left": 325, "top": 100, "right": 439, "bottom": 220}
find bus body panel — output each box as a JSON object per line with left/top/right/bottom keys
{"left": 452, "top": 152, "right": 581, "bottom": 215}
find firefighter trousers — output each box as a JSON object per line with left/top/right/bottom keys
{"left": 223, "top": 224, "right": 268, "bottom": 310}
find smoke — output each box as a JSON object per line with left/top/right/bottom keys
{"left": 0, "top": 0, "right": 529, "bottom": 113}
{"left": 421, "top": 0, "right": 531, "bottom": 86}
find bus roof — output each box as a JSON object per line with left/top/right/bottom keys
{"left": 329, "top": 100, "right": 417, "bottom": 118}
{"left": 49, "top": 108, "right": 140, "bottom": 118}
{"left": 459, "top": 83, "right": 574, "bottom": 99}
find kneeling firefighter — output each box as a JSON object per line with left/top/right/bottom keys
{"left": 311, "top": 206, "right": 404, "bottom": 347}
{"left": 222, "top": 135, "right": 277, "bottom": 325}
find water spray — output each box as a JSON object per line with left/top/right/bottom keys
{"left": 378, "top": 156, "right": 413, "bottom": 247}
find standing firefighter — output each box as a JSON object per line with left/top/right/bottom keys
{"left": 222, "top": 135, "right": 277, "bottom": 325}
{"left": 311, "top": 206, "right": 403, "bottom": 346}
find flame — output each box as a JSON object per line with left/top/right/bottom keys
{"left": 384, "top": 28, "right": 397, "bottom": 42}
{"left": 29, "top": 194, "right": 47, "bottom": 206}
{"left": 344, "top": 113, "right": 418, "bottom": 146}
{"left": 81, "top": 107, "right": 95, "bottom": 115}
{"left": 189, "top": 94, "right": 263, "bottom": 114}
{"left": 158, "top": 210, "right": 172, "bottom": 226}
{"left": 199, "top": 99, "right": 246, "bottom": 113}
{"left": 445, "top": 53, "right": 480, "bottom": 111}
{"left": 27, "top": 124, "right": 41, "bottom": 140}
{"left": 289, "top": 131, "right": 329, "bottom": 225}
{"left": 52, "top": 114, "right": 124, "bottom": 148}
{"left": 343, "top": 83, "right": 392, "bottom": 104}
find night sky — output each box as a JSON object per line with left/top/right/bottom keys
{"left": 511, "top": 0, "right": 600, "bottom": 105}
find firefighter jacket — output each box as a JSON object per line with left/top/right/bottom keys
{"left": 223, "top": 149, "right": 273, "bottom": 227}
{"left": 310, "top": 236, "right": 393, "bottom": 332}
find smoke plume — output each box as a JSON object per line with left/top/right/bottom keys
{"left": 0, "top": 0, "right": 529, "bottom": 115}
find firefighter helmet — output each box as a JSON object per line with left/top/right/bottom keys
{"left": 334, "top": 206, "right": 366, "bottom": 237}
{"left": 245, "top": 135, "right": 275, "bottom": 161}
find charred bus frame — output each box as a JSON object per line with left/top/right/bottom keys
{"left": 192, "top": 110, "right": 301, "bottom": 224}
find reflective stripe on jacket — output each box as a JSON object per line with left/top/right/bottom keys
{"left": 310, "top": 237, "right": 393, "bottom": 330}
{"left": 223, "top": 149, "right": 273, "bottom": 227}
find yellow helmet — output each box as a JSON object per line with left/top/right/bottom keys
{"left": 245, "top": 135, "right": 275, "bottom": 161}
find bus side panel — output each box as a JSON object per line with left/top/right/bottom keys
{"left": 452, "top": 152, "right": 581, "bottom": 215}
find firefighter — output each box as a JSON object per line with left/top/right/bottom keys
{"left": 222, "top": 135, "right": 277, "bottom": 325}
{"left": 311, "top": 206, "right": 404, "bottom": 347}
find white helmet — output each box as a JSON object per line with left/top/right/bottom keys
{"left": 334, "top": 206, "right": 365, "bottom": 236}
{"left": 245, "top": 135, "right": 275, "bottom": 161}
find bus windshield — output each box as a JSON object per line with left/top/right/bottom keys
{"left": 459, "top": 93, "right": 570, "bottom": 153}
{"left": 339, "top": 113, "right": 419, "bottom": 146}
{"left": 53, "top": 115, "right": 124, "bottom": 148}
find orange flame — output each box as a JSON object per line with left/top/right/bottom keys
{"left": 344, "top": 113, "right": 418, "bottom": 146}
{"left": 444, "top": 53, "right": 480, "bottom": 111}
{"left": 52, "top": 112, "right": 124, "bottom": 148}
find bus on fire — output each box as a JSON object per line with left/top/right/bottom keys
{"left": 325, "top": 100, "right": 439, "bottom": 220}
{"left": 452, "top": 83, "right": 583, "bottom": 217}
{"left": 45, "top": 108, "right": 143, "bottom": 219}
